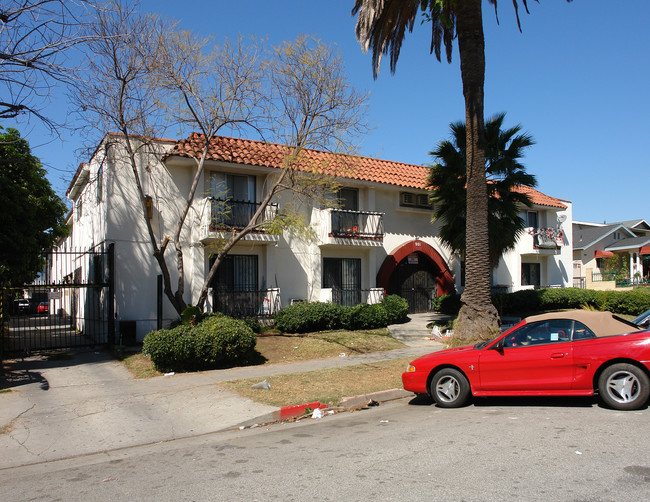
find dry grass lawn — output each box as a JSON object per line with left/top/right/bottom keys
{"left": 220, "top": 357, "right": 411, "bottom": 408}
{"left": 254, "top": 328, "right": 405, "bottom": 363}
{"left": 119, "top": 328, "right": 406, "bottom": 379}
{"left": 117, "top": 328, "right": 412, "bottom": 408}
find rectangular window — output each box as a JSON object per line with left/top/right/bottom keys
{"left": 337, "top": 188, "right": 359, "bottom": 211}
{"left": 522, "top": 262, "right": 541, "bottom": 287}
{"left": 211, "top": 255, "right": 258, "bottom": 291}
{"left": 527, "top": 211, "right": 538, "bottom": 228}
{"left": 209, "top": 172, "right": 257, "bottom": 228}
{"left": 209, "top": 172, "right": 255, "bottom": 202}
{"left": 323, "top": 258, "right": 361, "bottom": 306}
{"left": 96, "top": 165, "right": 103, "bottom": 203}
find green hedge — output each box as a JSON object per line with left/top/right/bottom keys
{"left": 273, "top": 295, "right": 411, "bottom": 334}
{"left": 433, "top": 288, "right": 650, "bottom": 317}
{"left": 273, "top": 301, "right": 343, "bottom": 333}
{"left": 341, "top": 303, "right": 388, "bottom": 330}
{"left": 143, "top": 315, "right": 256, "bottom": 373}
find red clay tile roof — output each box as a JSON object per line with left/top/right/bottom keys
{"left": 168, "top": 133, "right": 567, "bottom": 208}
{"left": 511, "top": 185, "right": 567, "bottom": 209}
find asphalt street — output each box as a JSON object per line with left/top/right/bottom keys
{"left": 2, "top": 395, "right": 649, "bottom": 501}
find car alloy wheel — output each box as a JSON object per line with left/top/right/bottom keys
{"left": 429, "top": 368, "right": 470, "bottom": 408}
{"left": 598, "top": 363, "right": 650, "bottom": 411}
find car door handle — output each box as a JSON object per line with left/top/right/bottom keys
{"left": 551, "top": 352, "right": 568, "bottom": 359}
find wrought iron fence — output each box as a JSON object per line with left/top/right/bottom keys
{"left": 211, "top": 289, "right": 281, "bottom": 318}
{"left": 1, "top": 244, "right": 114, "bottom": 356}
{"left": 591, "top": 271, "right": 618, "bottom": 282}
{"left": 590, "top": 271, "right": 650, "bottom": 288}
{"left": 330, "top": 288, "right": 384, "bottom": 307}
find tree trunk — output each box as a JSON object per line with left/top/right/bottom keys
{"left": 455, "top": 0, "right": 500, "bottom": 338}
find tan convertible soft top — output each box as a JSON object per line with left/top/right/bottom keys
{"left": 524, "top": 310, "right": 641, "bottom": 338}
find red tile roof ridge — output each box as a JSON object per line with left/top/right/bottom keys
{"left": 167, "top": 132, "right": 430, "bottom": 189}
{"left": 170, "top": 131, "right": 422, "bottom": 166}
{"left": 165, "top": 133, "right": 568, "bottom": 206}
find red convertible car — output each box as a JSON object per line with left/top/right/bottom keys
{"left": 402, "top": 310, "right": 650, "bottom": 411}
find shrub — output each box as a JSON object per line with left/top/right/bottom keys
{"left": 274, "top": 302, "right": 343, "bottom": 333}
{"left": 495, "top": 287, "right": 650, "bottom": 317}
{"left": 242, "top": 317, "right": 262, "bottom": 333}
{"left": 381, "top": 294, "right": 409, "bottom": 324}
{"left": 341, "top": 303, "right": 388, "bottom": 330}
{"left": 143, "top": 316, "right": 256, "bottom": 373}
{"left": 143, "top": 324, "right": 193, "bottom": 373}
{"left": 433, "top": 294, "right": 462, "bottom": 315}
{"left": 599, "top": 289, "right": 650, "bottom": 316}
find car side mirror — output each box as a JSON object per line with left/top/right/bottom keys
{"left": 492, "top": 338, "right": 505, "bottom": 351}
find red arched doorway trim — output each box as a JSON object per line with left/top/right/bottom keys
{"left": 376, "top": 240, "right": 455, "bottom": 296}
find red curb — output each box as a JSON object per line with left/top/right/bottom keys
{"left": 275, "top": 401, "right": 327, "bottom": 420}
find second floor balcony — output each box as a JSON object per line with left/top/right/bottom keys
{"left": 198, "top": 198, "right": 279, "bottom": 245}
{"left": 519, "top": 227, "right": 565, "bottom": 255}
{"left": 315, "top": 208, "right": 384, "bottom": 247}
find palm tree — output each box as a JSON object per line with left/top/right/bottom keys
{"left": 352, "top": 0, "right": 571, "bottom": 338}
{"left": 427, "top": 113, "right": 537, "bottom": 270}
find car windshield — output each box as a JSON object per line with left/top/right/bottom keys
{"left": 474, "top": 337, "right": 499, "bottom": 350}
{"left": 632, "top": 309, "right": 650, "bottom": 327}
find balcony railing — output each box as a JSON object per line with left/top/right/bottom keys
{"left": 330, "top": 209, "right": 384, "bottom": 239}
{"left": 210, "top": 288, "right": 281, "bottom": 318}
{"left": 210, "top": 199, "right": 278, "bottom": 231}
{"left": 530, "top": 227, "right": 563, "bottom": 250}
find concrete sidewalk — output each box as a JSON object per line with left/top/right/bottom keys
{"left": 0, "top": 314, "right": 444, "bottom": 469}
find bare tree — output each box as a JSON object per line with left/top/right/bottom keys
{"left": 0, "top": 0, "right": 98, "bottom": 127}
{"left": 150, "top": 29, "right": 267, "bottom": 312}
{"left": 74, "top": 4, "right": 368, "bottom": 316}
{"left": 196, "top": 35, "right": 369, "bottom": 308}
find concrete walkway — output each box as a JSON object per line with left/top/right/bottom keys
{"left": 0, "top": 314, "right": 445, "bottom": 469}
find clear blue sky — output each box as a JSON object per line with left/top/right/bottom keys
{"left": 12, "top": 0, "right": 650, "bottom": 224}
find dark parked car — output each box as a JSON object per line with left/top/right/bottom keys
{"left": 16, "top": 299, "right": 30, "bottom": 315}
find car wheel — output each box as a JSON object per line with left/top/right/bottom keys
{"left": 429, "top": 368, "right": 471, "bottom": 408}
{"left": 598, "top": 363, "right": 650, "bottom": 411}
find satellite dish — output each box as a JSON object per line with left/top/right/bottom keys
{"left": 557, "top": 215, "right": 567, "bottom": 225}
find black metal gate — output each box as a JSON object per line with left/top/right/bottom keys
{"left": 388, "top": 252, "right": 438, "bottom": 314}
{"left": 1, "top": 244, "right": 115, "bottom": 356}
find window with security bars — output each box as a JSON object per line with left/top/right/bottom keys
{"left": 211, "top": 255, "right": 258, "bottom": 291}
{"left": 323, "top": 258, "right": 361, "bottom": 306}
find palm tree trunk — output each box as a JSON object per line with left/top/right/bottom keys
{"left": 455, "top": 0, "right": 500, "bottom": 338}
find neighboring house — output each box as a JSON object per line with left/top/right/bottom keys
{"left": 573, "top": 219, "right": 650, "bottom": 289}
{"left": 62, "top": 133, "right": 573, "bottom": 341}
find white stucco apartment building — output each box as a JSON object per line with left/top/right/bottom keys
{"left": 64, "top": 133, "right": 572, "bottom": 341}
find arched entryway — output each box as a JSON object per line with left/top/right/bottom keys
{"left": 377, "top": 240, "right": 455, "bottom": 313}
